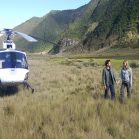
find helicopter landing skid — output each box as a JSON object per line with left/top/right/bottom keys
{"left": 23, "top": 81, "right": 34, "bottom": 93}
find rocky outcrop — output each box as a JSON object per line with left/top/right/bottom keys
{"left": 59, "top": 38, "right": 79, "bottom": 48}
{"left": 48, "top": 38, "right": 79, "bottom": 54}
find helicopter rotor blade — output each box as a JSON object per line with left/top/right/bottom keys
{"left": 15, "top": 31, "right": 38, "bottom": 42}
{"left": 0, "top": 29, "right": 13, "bottom": 36}
{"left": 29, "top": 35, "right": 58, "bottom": 45}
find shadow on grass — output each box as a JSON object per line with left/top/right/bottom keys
{"left": 0, "top": 86, "right": 19, "bottom": 97}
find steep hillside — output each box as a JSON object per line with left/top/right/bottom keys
{"left": 15, "top": 17, "right": 42, "bottom": 33}
{"left": 47, "top": 0, "right": 100, "bottom": 54}
{"left": 83, "top": 0, "right": 139, "bottom": 51}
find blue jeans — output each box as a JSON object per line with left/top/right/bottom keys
{"left": 120, "top": 82, "right": 131, "bottom": 99}
{"left": 104, "top": 85, "right": 115, "bottom": 100}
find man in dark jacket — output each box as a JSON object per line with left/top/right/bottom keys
{"left": 102, "top": 60, "right": 116, "bottom": 100}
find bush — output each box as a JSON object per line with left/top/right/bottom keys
{"left": 129, "top": 62, "right": 139, "bottom": 68}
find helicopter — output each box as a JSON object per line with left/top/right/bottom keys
{"left": 0, "top": 28, "right": 37, "bottom": 93}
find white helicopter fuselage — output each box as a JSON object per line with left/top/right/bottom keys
{"left": 0, "top": 49, "right": 29, "bottom": 86}
{"left": 0, "top": 68, "right": 29, "bottom": 85}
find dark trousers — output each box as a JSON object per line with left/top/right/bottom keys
{"left": 104, "top": 85, "right": 115, "bottom": 100}
{"left": 120, "top": 82, "right": 131, "bottom": 99}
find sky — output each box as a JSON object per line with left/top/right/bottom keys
{"left": 0, "top": 0, "right": 91, "bottom": 30}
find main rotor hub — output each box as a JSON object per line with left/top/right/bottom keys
{"left": 4, "top": 29, "right": 14, "bottom": 40}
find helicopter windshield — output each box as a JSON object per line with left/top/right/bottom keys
{"left": 0, "top": 51, "right": 28, "bottom": 69}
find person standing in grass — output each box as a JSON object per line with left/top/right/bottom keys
{"left": 119, "top": 60, "right": 132, "bottom": 101}
{"left": 102, "top": 59, "right": 117, "bottom": 100}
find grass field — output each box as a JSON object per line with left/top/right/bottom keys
{"left": 0, "top": 54, "right": 139, "bottom": 139}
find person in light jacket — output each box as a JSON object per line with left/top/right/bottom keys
{"left": 120, "top": 60, "right": 132, "bottom": 101}
{"left": 102, "top": 60, "right": 116, "bottom": 100}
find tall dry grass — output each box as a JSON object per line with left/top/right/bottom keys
{"left": 0, "top": 55, "right": 138, "bottom": 139}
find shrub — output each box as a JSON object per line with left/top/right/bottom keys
{"left": 130, "top": 62, "right": 139, "bottom": 68}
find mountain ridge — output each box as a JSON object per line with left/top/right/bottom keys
{"left": 7, "top": 0, "right": 139, "bottom": 53}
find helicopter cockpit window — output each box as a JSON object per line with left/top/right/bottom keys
{"left": 0, "top": 52, "right": 28, "bottom": 69}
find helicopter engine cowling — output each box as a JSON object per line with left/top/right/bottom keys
{"left": 3, "top": 41, "right": 16, "bottom": 49}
